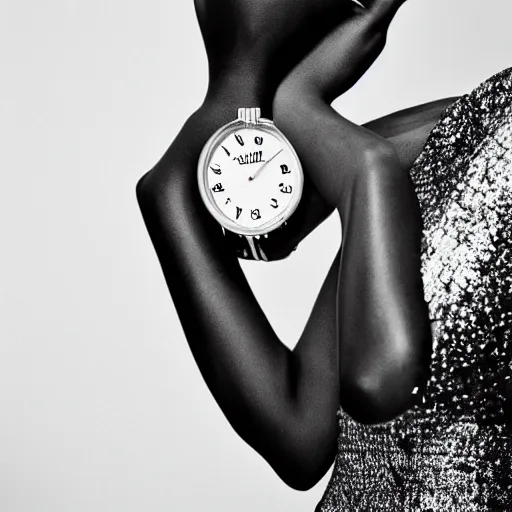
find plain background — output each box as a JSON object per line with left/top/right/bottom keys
{"left": 2, "top": 1, "right": 512, "bottom": 511}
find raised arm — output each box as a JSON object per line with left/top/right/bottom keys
{"left": 275, "top": 0, "right": 435, "bottom": 424}
{"left": 135, "top": 0, "right": 356, "bottom": 490}
{"left": 137, "top": 0, "right": 454, "bottom": 492}
{"left": 137, "top": 105, "right": 339, "bottom": 491}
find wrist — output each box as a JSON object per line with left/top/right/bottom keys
{"left": 203, "top": 67, "right": 275, "bottom": 120}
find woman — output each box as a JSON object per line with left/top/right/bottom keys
{"left": 137, "top": 0, "right": 512, "bottom": 509}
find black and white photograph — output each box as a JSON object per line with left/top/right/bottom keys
{"left": 3, "top": 0, "right": 512, "bottom": 510}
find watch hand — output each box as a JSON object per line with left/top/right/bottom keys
{"left": 248, "top": 149, "right": 284, "bottom": 181}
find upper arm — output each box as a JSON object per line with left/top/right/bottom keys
{"left": 363, "top": 97, "right": 460, "bottom": 169}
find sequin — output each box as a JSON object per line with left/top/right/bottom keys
{"left": 316, "top": 67, "right": 512, "bottom": 511}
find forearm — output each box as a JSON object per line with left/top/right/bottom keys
{"left": 137, "top": 102, "right": 338, "bottom": 488}
{"left": 138, "top": 105, "right": 291, "bottom": 443}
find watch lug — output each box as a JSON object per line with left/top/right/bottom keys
{"left": 244, "top": 234, "right": 268, "bottom": 261}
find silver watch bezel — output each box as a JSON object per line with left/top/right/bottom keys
{"left": 197, "top": 113, "right": 304, "bottom": 237}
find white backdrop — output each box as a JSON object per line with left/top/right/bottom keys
{"left": 1, "top": 1, "right": 511, "bottom": 511}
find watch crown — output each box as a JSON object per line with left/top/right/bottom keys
{"left": 238, "top": 108, "right": 261, "bottom": 125}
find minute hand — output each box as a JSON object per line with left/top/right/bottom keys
{"left": 248, "top": 149, "right": 284, "bottom": 181}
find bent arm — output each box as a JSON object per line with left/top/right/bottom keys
{"left": 292, "top": 98, "right": 459, "bottom": 423}
{"left": 275, "top": 2, "right": 434, "bottom": 424}
{"left": 138, "top": 2, "right": 457, "bottom": 488}
{"left": 137, "top": 103, "right": 341, "bottom": 490}
{"left": 136, "top": 93, "right": 457, "bottom": 488}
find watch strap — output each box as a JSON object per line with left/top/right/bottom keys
{"left": 222, "top": 229, "right": 269, "bottom": 261}
{"left": 222, "top": 223, "right": 299, "bottom": 262}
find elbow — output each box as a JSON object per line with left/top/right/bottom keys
{"left": 136, "top": 168, "right": 179, "bottom": 218}
{"left": 339, "top": 355, "right": 430, "bottom": 425}
{"left": 281, "top": 474, "right": 321, "bottom": 493}
{"left": 339, "top": 375, "right": 413, "bottom": 425}
{"left": 136, "top": 170, "right": 158, "bottom": 214}
{"left": 275, "top": 455, "right": 330, "bottom": 492}
{"left": 268, "top": 426, "right": 337, "bottom": 491}
{"left": 136, "top": 173, "right": 149, "bottom": 207}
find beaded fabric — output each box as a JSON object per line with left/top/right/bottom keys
{"left": 316, "top": 67, "right": 512, "bottom": 511}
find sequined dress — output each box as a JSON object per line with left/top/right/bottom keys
{"left": 316, "top": 67, "right": 512, "bottom": 511}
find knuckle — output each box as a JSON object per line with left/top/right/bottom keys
{"left": 136, "top": 168, "right": 173, "bottom": 212}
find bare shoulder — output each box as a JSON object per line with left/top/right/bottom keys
{"left": 363, "top": 97, "right": 461, "bottom": 169}
{"left": 363, "top": 97, "right": 460, "bottom": 138}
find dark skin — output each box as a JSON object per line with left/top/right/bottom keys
{"left": 137, "top": 0, "right": 459, "bottom": 491}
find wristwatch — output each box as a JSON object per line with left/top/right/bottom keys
{"left": 197, "top": 108, "right": 304, "bottom": 261}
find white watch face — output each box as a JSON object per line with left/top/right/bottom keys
{"left": 198, "top": 118, "right": 304, "bottom": 236}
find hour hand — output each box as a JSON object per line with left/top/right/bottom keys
{"left": 248, "top": 149, "right": 283, "bottom": 181}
